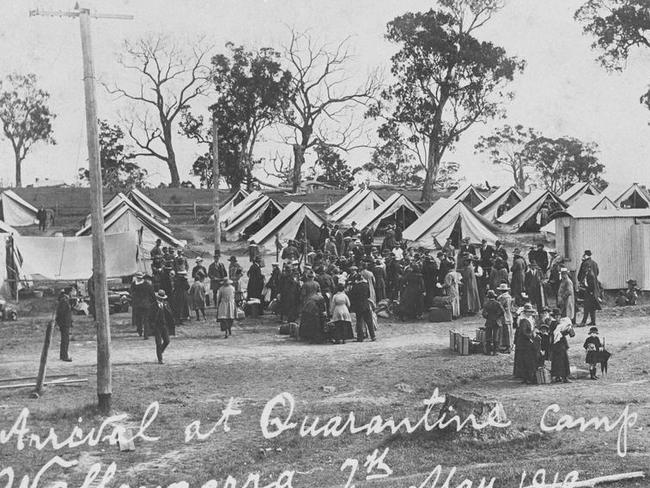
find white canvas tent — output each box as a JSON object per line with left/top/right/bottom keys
{"left": 220, "top": 190, "right": 264, "bottom": 226}
{"left": 128, "top": 188, "right": 171, "bottom": 223}
{"left": 223, "top": 194, "right": 282, "bottom": 242}
{"left": 0, "top": 220, "right": 19, "bottom": 235}
{"left": 559, "top": 182, "right": 600, "bottom": 205}
{"left": 355, "top": 193, "right": 423, "bottom": 232}
{"left": 0, "top": 190, "right": 38, "bottom": 227}
{"left": 77, "top": 194, "right": 185, "bottom": 251}
{"left": 250, "top": 202, "right": 325, "bottom": 250}
{"left": 220, "top": 188, "right": 249, "bottom": 218}
{"left": 474, "top": 186, "right": 523, "bottom": 222}
{"left": 449, "top": 184, "right": 485, "bottom": 208}
{"left": 324, "top": 187, "right": 364, "bottom": 215}
{"left": 497, "top": 189, "right": 567, "bottom": 232}
{"left": 600, "top": 183, "right": 650, "bottom": 209}
{"left": 402, "top": 198, "right": 499, "bottom": 249}
{"left": 13, "top": 232, "right": 139, "bottom": 281}
{"left": 328, "top": 189, "right": 383, "bottom": 226}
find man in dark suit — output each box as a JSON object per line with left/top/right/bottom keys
{"left": 56, "top": 288, "right": 73, "bottom": 361}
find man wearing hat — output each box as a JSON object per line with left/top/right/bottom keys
{"left": 494, "top": 240, "right": 509, "bottom": 272}
{"left": 191, "top": 257, "right": 207, "bottom": 281}
{"left": 578, "top": 250, "right": 599, "bottom": 285}
{"left": 511, "top": 248, "right": 527, "bottom": 303}
{"left": 151, "top": 290, "right": 173, "bottom": 364}
{"left": 529, "top": 243, "right": 549, "bottom": 275}
{"left": 208, "top": 253, "right": 228, "bottom": 307}
{"left": 624, "top": 279, "right": 640, "bottom": 305}
{"left": 481, "top": 290, "right": 505, "bottom": 355}
{"left": 131, "top": 271, "right": 156, "bottom": 338}
{"left": 55, "top": 288, "right": 73, "bottom": 362}
{"left": 150, "top": 239, "right": 163, "bottom": 260}
{"left": 247, "top": 255, "right": 265, "bottom": 303}
{"left": 267, "top": 263, "right": 282, "bottom": 304}
{"left": 557, "top": 268, "right": 575, "bottom": 322}
{"left": 172, "top": 269, "right": 190, "bottom": 325}
{"left": 229, "top": 256, "right": 244, "bottom": 294}
{"left": 349, "top": 274, "right": 375, "bottom": 342}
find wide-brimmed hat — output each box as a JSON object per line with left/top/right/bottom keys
{"left": 486, "top": 290, "right": 497, "bottom": 299}
{"left": 589, "top": 326, "right": 599, "bottom": 334}
{"left": 349, "top": 265, "right": 358, "bottom": 271}
{"left": 584, "top": 250, "right": 592, "bottom": 256}
{"left": 523, "top": 303, "right": 535, "bottom": 312}
{"left": 496, "top": 283, "right": 510, "bottom": 291}
{"left": 156, "top": 290, "right": 167, "bottom": 299}
{"left": 134, "top": 271, "right": 144, "bottom": 280}
{"left": 195, "top": 257, "right": 203, "bottom": 262}
{"left": 229, "top": 256, "right": 237, "bottom": 262}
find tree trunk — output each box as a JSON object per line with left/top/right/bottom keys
{"left": 421, "top": 139, "right": 441, "bottom": 204}
{"left": 164, "top": 126, "right": 180, "bottom": 188}
{"left": 14, "top": 153, "right": 22, "bottom": 188}
{"left": 292, "top": 143, "right": 305, "bottom": 193}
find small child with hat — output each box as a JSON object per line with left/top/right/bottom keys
{"left": 583, "top": 326, "right": 602, "bottom": 380}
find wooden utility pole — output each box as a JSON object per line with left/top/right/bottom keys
{"left": 212, "top": 114, "right": 221, "bottom": 255}
{"left": 30, "top": 5, "right": 133, "bottom": 414}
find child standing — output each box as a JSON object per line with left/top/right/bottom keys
{"left": 583, "top": 326, "right": 602, "bottom": 380}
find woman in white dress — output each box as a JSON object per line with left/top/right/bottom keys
{"left": 330, "top": 283, "right": 353, "bottom": 344}
{"left": 444, "top": 270, "right": 462, "bottom": 319}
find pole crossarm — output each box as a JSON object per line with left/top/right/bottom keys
{"left": 29, "top": 9, "right": 134, "bottom": 20}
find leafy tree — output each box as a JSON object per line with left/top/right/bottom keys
{"left": 377, "top": 1, "right": 525, "bottom": 202}
{"left": 363, "top": 123, "right": 425, "bottom": 187}
{"left": 0, "top": 73, "right": 56, "bottom": 187}
{"left": 576, "top": 1, "right": 650, "bottom": 110}
{"left": 283, "top": 30, "right": 379, "bottom": 192}
{"left": 181, "top": 43, "right": 292, "bottom": 190}
{"left": 474, "top": 124, "right": 539, "bottom": 191}
{"left": 575, "top": 0, "right": 650, "bottom": 70}
{"left": 107, "top": 34, "right": 211, "bottom": 187}
{"left": 523, "top": 136, "right": 606, "bottom": 194}
{"left": 314, "top": 142, "right": 356, "bottom": 188}
{"left": 78, "top": 120, "right": 147, "bottom": 192}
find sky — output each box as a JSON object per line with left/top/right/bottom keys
{"left": 1, "top": 0, "right": 650, "bottom": 189}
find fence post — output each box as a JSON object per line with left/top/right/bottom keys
{"left": 193, "top": 201, "right": 197, "bottom": 221}
{"left": 33, "top": 320, "right": 54, "bottom": 397}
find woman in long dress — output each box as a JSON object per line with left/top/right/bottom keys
{"left": 216, "top": 279, "right": 236, "bottom": 338}
{"left": 460, "top": 258, "right": 481, "bottom": 316}
{"left": 401, "top": 266, "right": 424, "bottom": 320}
{"left": 300, "top": 292, "right": 327, "bottom": 343}
{"left": 444, "top": 270, "right": 462, "bottom": 319}
{"left": 330, "top": 283, "right": 353, "bottom": 344}
{"left": 551, "top": 317, "right": 574, "bottom": 383}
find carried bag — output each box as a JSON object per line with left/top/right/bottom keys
{"left": 236, "top": 307, "right": 245, "bottom": 320}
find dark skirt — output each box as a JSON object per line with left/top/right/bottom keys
{"left": 219, "top": 319, "right": 233, "bottom": 332}
{"left": 551, "top": 345, "right": 570, "bottom": 378}
{"left": 300, "top": 312, "right": 327, "bottom": 343}
{"left": 585, "top": 350, "right": 598, "bottom": 364}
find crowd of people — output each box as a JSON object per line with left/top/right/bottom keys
{"left": 110, "top": 221, "right": 613, "bottom": 373}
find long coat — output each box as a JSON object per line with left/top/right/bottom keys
{"left": 525, "top": 267, "right": 545, "bottom": 310}
{"left": 372, "top": 265, "right": 387, "bottom": 302}
{"left": 360, "top": 269, "right": 376, "bottom": 305}
{"left": 557, "top": 275, "right": 575, "bottom": 319}
{"left": 216, "top": 284, "right": 237, "bottom": 320}
{"left": 189, "top": 281, "right": 205, "bottom": 310}
{"left": 401, "top": 270, "right": 424, "bottom": 319}
{"left": 511, "top": 256, "right": 527, "bottom": 298}
{"left": 247, "top": 262, "right": 264, "bottom": 299}
{"left": 460, "top": 263, "right": 481, "bottom": 314}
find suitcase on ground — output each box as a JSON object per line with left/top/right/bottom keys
{"left": 432, "top": 296, "right": 453, "bottom": 309}
{"left": 449, "top": 329, "right": 458, "bottom": 351}
{"left": 459, "top": 335, "right": 471, "bottom": 356}
{"left": 288, "top": 322, "right": 299, "bottom": 339}
{"left": 470, "top": 340, "right": 483, "bottom": 354}
{"left": 536, "top": 367, "right": 549, "bottom": 385}
{"left": 429, "top": 306, "right": 452, "bottom": 323}
{"left": 454, "top": 331, "right": 462, "bottom": 352}
{"left": 475, "top": 328, "right": 486, "bottom": 343}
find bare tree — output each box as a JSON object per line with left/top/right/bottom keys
{"left": 282, "top": 29, "right": 379, "bottom": 192}
{"left": 106, "top": 34, "right": 211, "bottom": 187}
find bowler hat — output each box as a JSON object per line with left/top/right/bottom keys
{"left": 156, "top": 290, "right": 167, "bottom": 299}
{"left": 589, "top": 326, "right": 599, "bottom": 334}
